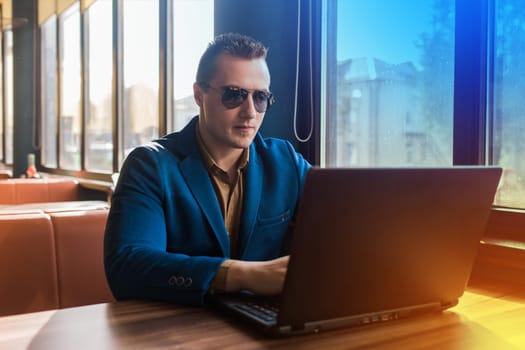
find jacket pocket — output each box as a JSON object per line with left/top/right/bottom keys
{"left": 257, "top": 209, "right": 291, "bottom": 227}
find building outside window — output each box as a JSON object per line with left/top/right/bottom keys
{"left": 324, "top": 0, "right": 455, "bottom": 168}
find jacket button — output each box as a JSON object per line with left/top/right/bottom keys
{"left": 168, "top": 276, "right": 177, "bottom": 286}
{"left": 176, "top": 276, "right": 185, "bottom": 286}
{"left": 184, "top": 277, "right": 193, "bottom": 287}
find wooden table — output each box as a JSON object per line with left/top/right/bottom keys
{"left": 1, "top": 281, "right": 524, "bottom": 350}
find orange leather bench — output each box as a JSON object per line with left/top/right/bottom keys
{"left": 0, "top": 212, "right": 59, "bottom": 316}
{"left": 0, "top": 178, "right": 79, "bottom": 204}
{"left": 50, "top": 209, "right": 114, "bottom": 308}
{"left": 0, "top": 206, "right": 114, "bottom": 316}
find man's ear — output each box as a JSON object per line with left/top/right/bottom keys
{"left": 193, "top": 82, "right": 203, "bottom": 107}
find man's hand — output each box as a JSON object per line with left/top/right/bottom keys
{"left": 225, "top": 256, "right": 289, "bottom": 295}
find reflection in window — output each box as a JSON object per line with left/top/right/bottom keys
{"left": 324, "top": 0, "right": 455, "bottom": 167}
{"left": 172, "top": 0, "right": 214, "bottom": 132}
{"left": 122, "top": 0, "right": 159, "bottom": 162}
{"left": 491, "top": 0, "right": 525, "bottom": 209}
{"left": 41, "top": 17, "right": 58, "bottom": 168}
{"left": 59, "top": 3, "right": 81, "bottom": 170}
{"left": 3, "top": 30, "right": 13, "bottom": 164}
{"left": 85, "top": 0, "right": 113, "bottom": 172}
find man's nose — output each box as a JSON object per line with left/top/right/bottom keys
{"left": 239, "top": 94, "right": 258, "bottom": 118}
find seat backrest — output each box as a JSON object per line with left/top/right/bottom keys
{"left": 0, "top": 212, "right": 60, "bottom": 316}
{"left": 50, "top": 209, "right": 115, "bottom": 308}
{"left": 47, "top": 179, "right": 80, "bottom": 202}
{"left": 0, "top": 181, "right": 15, "bottom": 204}
{"left": 0, "top": 178, "right": 79, "bottom": 204}
{"left": 14, "top": 179, "right": 51, "bottom": 203}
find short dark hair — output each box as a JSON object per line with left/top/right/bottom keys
{"left": 196, "top": 33, "right": 268, "bottom": 83}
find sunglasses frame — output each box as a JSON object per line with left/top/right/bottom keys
{"left": 199, "top": 82, "right": 275, "bottom": 113}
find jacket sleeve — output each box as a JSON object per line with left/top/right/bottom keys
{"left": 104, "top": 145, "right": 225, "bottom": 306}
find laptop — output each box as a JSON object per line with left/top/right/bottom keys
{"left": 209, "top": 166, "right": 502, "bottom": 336}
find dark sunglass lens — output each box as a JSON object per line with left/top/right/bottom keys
{"left": 222, "top": 87, "right": 247, "bottom": 109}
{"left": 253, "top": 91, "right": 270, "bottom": 112}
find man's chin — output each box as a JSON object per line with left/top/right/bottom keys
{"left": 230, "top": 134, "right": 256, "bottom": 148}
{"left": 231, "top": 139, "right": 253, "bottom": 149}
{"left": 233, "top": 141, "right": 252, "bottom": 149}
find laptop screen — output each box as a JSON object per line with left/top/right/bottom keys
{"left": 277, "top": 167, "right": 502, "bottom": 329}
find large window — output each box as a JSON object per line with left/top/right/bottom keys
{"left": 122, "top": 0, "right": 159, "bottom": 162}
{"left": 324, "top": 0, "right": 525, "bottom": 212}
{"left": 3, "top": 30, "right": 13, "bottom": 165}
{"left": 35, "top": 0, "right": 213, "bottom": 178}
{"left": 324, "top": 0, "right": 455, "bottom": 168}
{"left": 41, "top": 16, "right": 58, "bottom": 168}
{"left": 490, "top": 0, "right": 525, "bottom": 209}
{"left": 27, "top": 0, "right": 522, "bottom": 214}
{"left": 84, "top": 0, "right": 113, "bottom": 172}
{"left": 172, "top": 0, "right": 213, "bottom": 131}
{"left": 58, "top": 3, "right": 82, "bottom": 170}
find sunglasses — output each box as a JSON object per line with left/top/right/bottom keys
{"left": 199, "top": 82, "right": 275, "bottom": 113}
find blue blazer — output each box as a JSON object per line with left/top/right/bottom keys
{"left": 104, "top": 117, "right": 311, "bottom": 306}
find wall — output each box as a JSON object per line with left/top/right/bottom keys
{"left": 214, "top": 0, "right": 301, "bottom": 149}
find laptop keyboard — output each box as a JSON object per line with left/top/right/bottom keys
{"left": 230, "top": 300, "right": 280, "bottom": 325}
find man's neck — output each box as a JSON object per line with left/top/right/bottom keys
{"left": 196, "top": 124, "right": 245, "bottom": 176}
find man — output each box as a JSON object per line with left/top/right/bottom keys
{"left": 104, "top": 33, "right": 311, "bottom": 306}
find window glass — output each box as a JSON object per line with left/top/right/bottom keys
{"left": 3, "top": 30, "right": 13, "bottom": 164}
{"left": 491, "top": 0, "right": 525, "bottom": 209}
{"left": 85, "top": 0, "right": 113, "bottom": 172}
{"left": 324, "top": 0, "right": 455, "bottom": 167}
{"left": 172, "top": 0, "right": 213, "bottom": 132}
{"left": 58, "top": 3, "right": 82, "bottom": 170}
{"left": 41, "top": 17, "right": 58, "bottom": 168}
{"left": 122, "top": 0, "right": 159, "bottom": 162}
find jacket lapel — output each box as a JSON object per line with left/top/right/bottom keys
{"left": 173, "top": 118, "right": 230, "bottom": 257}
{"left": 180, "top": 154, "right": 230, "bottom": 257}
{"left": 238, "top": 146, "right": 263, "bottom": 257}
